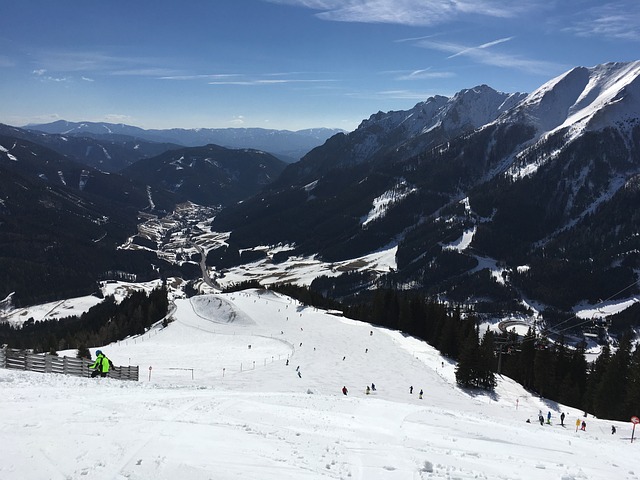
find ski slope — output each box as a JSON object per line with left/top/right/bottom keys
{"left": 0, "top": 289, "right": 635, "bottom": 480}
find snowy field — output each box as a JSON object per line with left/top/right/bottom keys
{"left": 1, "top": 289, "right": 636, "bottom": 480}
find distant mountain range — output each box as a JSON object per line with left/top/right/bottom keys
{"left": 3, "top": 60, "right": 640, "bottom": 333}
{"left": 24, "top": 121, "right": 344, "bottom": 163}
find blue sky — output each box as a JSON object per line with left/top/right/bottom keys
{"left": 1, "top": 0, "right": 638, "bottom": 131}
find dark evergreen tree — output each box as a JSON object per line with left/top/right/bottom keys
{"left": 77, "top": 345, "right": 91, "bottom": 360}
{"left": 584, "top": 343, "right": 611, "bottom": 414}
{"left": 477, "top": 329, "right": 497, "bottom": 390}
{"left": 517, "top": 328, "right": 536, "bottom": 390}
{"left": 623, "top": 345, "right": 640, "bottom": 419}
{"left": 455, "top": 327, "right": 480, "bottom": 388}
{"left": 594, "top": 332, "right": 632, "bottom": 419}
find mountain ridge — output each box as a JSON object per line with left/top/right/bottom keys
{"left": 209, "top": 60, "right": 640, "bottom": 327}
{"left": 25, "top": 121, "right": 344, "bottom": 163}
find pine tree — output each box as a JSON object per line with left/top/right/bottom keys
{"left": 594, "top": 332, "right": 632, "bottom": 419}
{"left": 477, "top": 329, "right": 497, "bottom": 390}
{"left": 455, "top": 328, "right": 479, "bottom": 388}
{"left": 77, "top": 344, "right": 91, "bottom": 360}
{"left": 518, "top": 328, "right": 536, "bottom": 390}
{"left": 623, "top": 345, "right": 640, "bottom": 419}
{"left": 584, "top": 343, "right": 611, "bottom": 414}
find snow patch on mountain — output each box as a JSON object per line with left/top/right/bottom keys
{"left": 0, "top": 144, "right": 18, "bottom": 161}
{"left": 361, "top": 180, "right": 416, "bottom": 227}
{"left": 442, "top": 226, "right": 476, "bottom": 252}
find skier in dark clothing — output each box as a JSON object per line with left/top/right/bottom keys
{"left": 342, "top": 386, "right": 348, "bottom": 395}
{"left": 560, "top": 412, "right": 565, "bottom": 426}
{"left": 410, "top": 386, "right": 413, "bottom": 394}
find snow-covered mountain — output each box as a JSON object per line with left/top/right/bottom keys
{"left": 0, "top": 288, "right": 632, "bottom": 479}
{"left": 275, "top": 85, "right": 526, "bottom": 185}
{"left": 505, "top": 61, "right": 640, "bottom": 139}
{"left": 211, "top": 61, "right": 640, "bottom": 326}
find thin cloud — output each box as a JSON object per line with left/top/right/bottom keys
{"left": 382, "top": 68, "right": 456, "bottom": 81}
{"left": 447, "top": 37, "right": 514, "bottom": 59}
{"left": 347, "top": 89, "right": 440, "bottom": 101}
{"left": 161, "top": 72, "right": 336, "bottom": 86}
{"left": 110, "top": 68, "right": 182, "bottom": 77}
{"left": 32, "top": 69, "right": 69, "bottom": 83}
{"left": 415, "top": 38, "right": 561, "bottom": 75}
{"left": 207, "top": 73, "right": 336, "bottom": 86}
{"left": 159, "top": 74, "right": 241, "bottom": 81}
{"left": 562, "top": 2, "right": 640, "bottom": 40}
{"left": 31, "top": 49, "right": 182, "bottom": 77}
{"left": 264, "top": 0, "right": 533, "bottom": 26}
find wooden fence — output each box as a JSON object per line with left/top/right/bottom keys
{"left": 0, "top": 347, "right": 138, "bottom": 381}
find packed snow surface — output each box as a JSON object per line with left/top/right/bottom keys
{"left": 1, "top": 289, "right": 635, "bottom": 480}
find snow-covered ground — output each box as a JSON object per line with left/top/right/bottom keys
{"left": 1, "top": 289, "right": 635, "bottom": 480}
{"left": 1, "top": 280, "right": 164, "bottom": 326}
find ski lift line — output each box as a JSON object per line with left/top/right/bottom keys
{"left": 544, "top": 277, "right": 640, "bottom": 335}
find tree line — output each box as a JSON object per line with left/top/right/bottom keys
{"left": 0, "top": 285, "right": 169, "bottom": 356}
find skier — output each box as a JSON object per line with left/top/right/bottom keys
{"left": 612, "top": 425, "right": 617, "bottom": 434}
{"left": 419, "top": 389, "right": 423, "bottom": 399}
{"left": 560, "top": 412, "right": 565, "bottom": 426}
{"left": 342, "top": 386, "right": 348, "bottom": 396}
{"left": 547, "top": 411, "right": 551, "bottom": 425}
{"left": 371, "top": 383, "right": 376, "bottom": 391}
{"left": 90, "top": 350, "right": 111, "bottom": 378}
{"left": 366, "top": 386, "right": 370, "bottom": 395}
{"left": 410, "top": 386, "right": 413, "bottom": 394}
{"left": 581, "top": 420, "right": 586, "bottom": 431}
{"left": 538, "top": 414, "right": 544, "bottom": 426}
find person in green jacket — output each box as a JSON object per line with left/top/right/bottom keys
{"left": 90, "top": 350, "right": 111, "bottom": 378}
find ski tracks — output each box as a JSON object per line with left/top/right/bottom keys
{"left": 108, "top": 394, "right": 227, "bottom": 479}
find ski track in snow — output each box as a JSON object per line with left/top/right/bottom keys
{"left": 0, "top": 289, "right": 637, "bottom": 480}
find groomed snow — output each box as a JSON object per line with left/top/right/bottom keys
{"left": 0, "top": 289, "right": 635, "bottom": 479}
